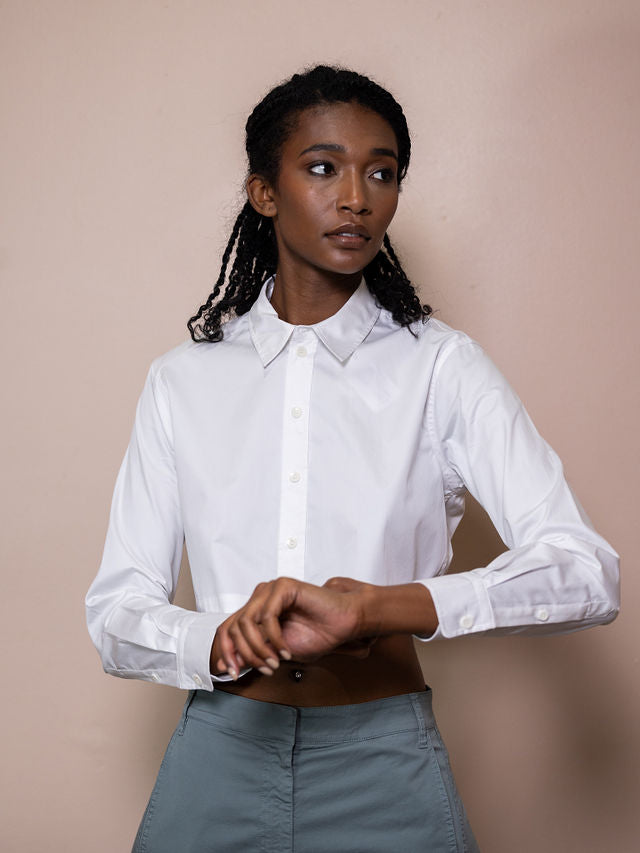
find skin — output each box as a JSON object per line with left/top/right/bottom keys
{"left": 210, "top": 102, "right": 439, "bottom": 706}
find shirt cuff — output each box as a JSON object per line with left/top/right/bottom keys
{"left": 211, "top": 667, "right": 253, "bottom": 683}
{"left": 181, "top": 610, "right": 256, "bottom": 690}
{"left": 180, "top": 610, "right": 229, "bottom": 691}
{"left": 412, "top": 574, "right": 495, "bottom": 641}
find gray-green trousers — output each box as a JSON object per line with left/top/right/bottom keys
{"left": 132, "top": 686, "right": 479, "bottom": 852}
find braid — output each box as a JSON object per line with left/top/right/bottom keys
{"left": 188, "top": 202, "right": 277, "bottom": 342}
{"left": 188, "top": 65, "right": 431, "bottom": 343}
{"left": 365, "top": 234, "right": 431, "bottom": 331}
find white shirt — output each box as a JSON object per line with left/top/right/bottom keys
{"left": 85, "top": 277, "right": 619, "bottom": 692}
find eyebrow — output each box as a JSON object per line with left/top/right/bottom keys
{"left": 298, "top": 143, "right": 398, "bottom": 161}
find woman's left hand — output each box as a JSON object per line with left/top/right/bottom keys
{"left": 213, "top": 575, "right": 375, "bottom": 678}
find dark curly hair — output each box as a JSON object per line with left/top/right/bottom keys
{"left": 188, "top": 65, "right": 431, "bottom": 342}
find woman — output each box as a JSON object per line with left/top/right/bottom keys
{"left": 86, "top": 66, "right": 619, "bottom": 852}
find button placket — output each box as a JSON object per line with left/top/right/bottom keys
{"left": 276, "top": 329, "right": 317, "bottom": 580}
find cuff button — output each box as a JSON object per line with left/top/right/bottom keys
{"left": 193, "top": 673, "right": 203, "bottom": 686}
{"left": 536, "top": 608, "right": 550, "bottom": 622}
{"left": 459, "top": 614, "right": 474, "bottom": 630}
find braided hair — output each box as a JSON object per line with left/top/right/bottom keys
{"left": 188, "top": 65, "right": 431, "bottom": 342}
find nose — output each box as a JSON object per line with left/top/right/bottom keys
{"left": 337, "top": 169, "right": 370, "bottom": 215}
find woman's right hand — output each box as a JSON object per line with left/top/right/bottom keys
{"left": 209, "top": 575, "right": 379, "bottom": 679}
{"left": 320, "top": 576, "right": 379, "bottom": 658}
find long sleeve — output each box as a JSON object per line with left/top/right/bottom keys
{"left": 415, "top": 339, "right": 620, "bottom": 641}
{"left": 85, "top": 361, "right": 231, "bottom": 690}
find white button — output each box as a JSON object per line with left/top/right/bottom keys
{"left": 286, "top": 537, "right": 298, "bottom": 549}
{"left": 151, "top": 673, "right": 160, "bottom": 682}
{"left": 289, "top": 471, "right": 301, "bottom": 483}
{"left": 459, "top": 614, "right": 474, "bottom": 630}
{"left": 296, "top": 345, "right": 308, "bottom": 358}
{"left": 193, "top": 673, "right": 203, "bottom": 686}
{"left": 536, "top": 607, "right": 550, "bottom": 622}
{"left": 291, "top": 406, "right": 302, "bottom": 419}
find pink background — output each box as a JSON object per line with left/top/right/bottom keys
{"left": 2, "top": 1, "right": 638, "bottom": 850}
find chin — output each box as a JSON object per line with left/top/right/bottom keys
{"left": 322, "top": 252, "right": 377, "bottom": 276}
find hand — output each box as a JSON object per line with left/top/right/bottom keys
{"left": 322, "top": 576, "right": 379, "bottom": 659}
{"left": 210, "top": 576, "right": 371, "bottom": 679}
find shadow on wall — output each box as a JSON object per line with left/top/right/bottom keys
{"left": 450, "top": 15, "right": 638, "bottom": 842}
{"left": 418, "top": 493, "right": 630, "bottom": 847}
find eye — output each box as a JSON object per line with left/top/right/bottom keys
{"left": 371, "top": 167, "right": 396, "bottom": 183}
{"left": 308, "top": 161, "right": 335, "bottom": 176}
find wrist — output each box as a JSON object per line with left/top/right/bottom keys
{"left": 358, "top": 583, "right": 438, "bottom": 638}
{"left": 356, "top": 584, "right": 384, "bottom": 638}
{"left": 209, "top": 632, "right": 226, "bottom": 675}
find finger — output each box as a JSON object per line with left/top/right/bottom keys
{"left": 215, "top": 652, "right": 246, "bottom": 674}
{"left": 259, "top": 578, "right": 298, "bottom": 659}
{"left": 229, "top": 616, "right": 280, "bottom": 674}
{"left": 216, "top": 624, "right": 243, "bottom": 680}
{"left": 260, "top": 612, "right": 292, "bottom": 661}
{"left": 239, "top": 595, "right": 286, "bottom": 670}
{"left": 222, "top": 582, "right": 281, "bottom": 673}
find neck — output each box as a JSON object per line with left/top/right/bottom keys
{"left": 269, "top": 265, "right": 362, "bottom": 325}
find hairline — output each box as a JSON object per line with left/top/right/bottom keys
{"left": 254, "top": 98, "right": 407, "bottom": 188}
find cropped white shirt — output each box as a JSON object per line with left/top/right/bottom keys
{"left": 86, "top": 277, "right": 619, "bottom": 692}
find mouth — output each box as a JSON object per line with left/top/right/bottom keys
{"left": 325, "top": 224, "right": 371, "bottom": 248}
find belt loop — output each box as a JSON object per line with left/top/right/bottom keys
{"left": 178, "top": 689, "right": 197, "bottom": 735}
{"left": 409, "top": 693, "right": 429, "bottom": 749}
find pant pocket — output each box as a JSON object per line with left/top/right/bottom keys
{"left": 131, "top": 725, "right": 181, "bottom": 853}
{"left": 425, "top": 724, "right": 480, "bottom": 853}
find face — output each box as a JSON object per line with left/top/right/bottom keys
{"left": 249, "top": 102, "right": 400, "bottom": 283}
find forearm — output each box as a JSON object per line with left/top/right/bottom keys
{"left": 358, "top": 583, "right": 439, "bottom": 639}
{"left": 209, "top": 577, "right": 440, "bottom": 680}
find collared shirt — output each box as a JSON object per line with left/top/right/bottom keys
{"left": 86, "top": 277, "right": 619, "bottom": 691}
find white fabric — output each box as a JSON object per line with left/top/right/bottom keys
{"left": 86, "top": 277, "right": 619, "bottom": 691}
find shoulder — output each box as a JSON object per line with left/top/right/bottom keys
{"left": 416, "top": 315, "right": 476, "bottom": 355}
{"left": 376, "top": 306, "right": 482, "bottom": 367}
{"left": 386, "top": 312, "right": 520, "bottom": 412}
{"left": 415, "top": 319, "right": 525, "bottom": 437}
{"left": 148, "top": 314, "right": 250, "bottom": 387}
{"left": 421, "top": 317, "right": 492, "bottom": 377}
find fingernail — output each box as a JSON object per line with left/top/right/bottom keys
{"left": 279, "top": 650, "right": 291, "bottom": 660}
{"left": 265, "top": 657, "right": 279, "bottom": 669}
{"left": 229, "top": 667, "right": 238, "bottom": 680}
{"left": 258, "top": 666, "right": 273, "bottom": 676}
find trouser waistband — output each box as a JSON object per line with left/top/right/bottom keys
{"left": 184, "top": 685, "right": 435, "bottom": 747}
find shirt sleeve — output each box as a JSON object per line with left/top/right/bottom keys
{"left": 414, "top": 339, "right": 620, "bottom": 641}
{"left": 85, "top": 360, "right": 248, "bottom": 690}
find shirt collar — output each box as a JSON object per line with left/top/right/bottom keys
{"left": 248, "top": 276, "right": 381, "bottom": 367}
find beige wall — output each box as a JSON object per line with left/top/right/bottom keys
{"left": 2, "top": 1, "right": 638, "bottom": 850}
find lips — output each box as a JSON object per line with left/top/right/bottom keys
{"left": 325, "top": 223, "right": 371, "bottom": 249}
{"left": 326, "top": 224, "right": 371, "bottom": 239}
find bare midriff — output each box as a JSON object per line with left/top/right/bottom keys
{"left": 214, "top": 634, "right": 425, "bottom": 706}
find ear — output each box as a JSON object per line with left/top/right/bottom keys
{"left": 246, "top": 174, "right": 277, "bottom": 218}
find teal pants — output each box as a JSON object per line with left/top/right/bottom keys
{"left": 132, "top": 687, "right": 479, "bottom": 852}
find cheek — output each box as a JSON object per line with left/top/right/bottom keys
{"left": 382, "top": 192, "right": 399, "bottom": 224}
{"left": 282, "top": 189, "right": 332, "bottom": 232}
{"left": 300, "top": 185, "right": 333, "bottom": 216}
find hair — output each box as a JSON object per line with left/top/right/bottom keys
{"left": 188, "top": 65, "right": 431, "bottom": 342}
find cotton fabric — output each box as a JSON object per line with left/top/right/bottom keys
{"left": 86, "top": 277, "right": 619, "bottom": 691}
{"left": 132, "top": 687, "right": 479, "bottom": 853}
